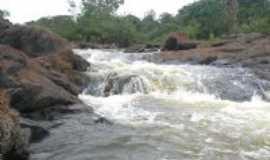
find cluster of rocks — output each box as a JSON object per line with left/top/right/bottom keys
{"left": 160, "top": 33, "right": 270, "bottom": 81}
{"left": 0, "top": 18, "right": 91, "bottom": 159}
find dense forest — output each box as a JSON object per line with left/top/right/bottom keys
{"left": 4, "top": 0, "right": 270, "bottom": 47}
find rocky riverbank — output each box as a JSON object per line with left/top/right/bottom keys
{"left": 0, "top": 18, "right": 92, "bottom": 159}
{"left": 160, "top": 33, "right": 270, "bottom": 82}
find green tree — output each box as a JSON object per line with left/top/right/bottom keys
{"left": 81, "top": 0, "right": 124, "bottom": 15}
{"left": 29, "top": 15, "right": 79, "bottom": 40}
{"left": 238, "top": 0, "right": 270, "bottom": 33}
{"left": 176, "top": 0, "right": 230, "bottom": 38}
{"left": 159, "top": 13, "right": 175, "bottom": 24}
{"left": 0, "top": 9, "right": 10, "bottom": 19}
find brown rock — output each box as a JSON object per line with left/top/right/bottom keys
{"left": 0, "top": 45, "right": 84, "bottom": 114}
{"left": 0, "top": 25, "right": 68, "bottom": 57}
{"left": 160, "top": 33, "right": 270, "bottom": 65}
{"left": 162, "top": 32, "right": 197, "bottom": 51}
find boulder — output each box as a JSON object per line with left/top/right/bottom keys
{"left": 46, "top": 49, "right": 91, "bottom": 88}
{"left": 9, "top": 71, "right": 81, "bottom": 113}
{"left": 162, "top": 32, "right": 197, "bottom": 51}
{"left": 103, "top": 73, "right": 148, "bottom": 97}
{"left": 0, "top": 45, "right": 83, "bottom": 114}
{"left": 0, "top": 25, "right": 68, "bottom": 57}
{"left": 0, "top": 20, "right": 93, "bottom": 158}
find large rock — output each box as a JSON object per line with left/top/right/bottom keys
{"left": 0, "top": 45, "right": 84, "bottom": 115}
{"left": 0, "top": 25, "right": 68, "bottom": 57}
{"left": 0, "top": 19, "right": 92, "bottom": 159}
{"left": 103, "top": 73, "right": 148, "bottom": 97}
{"left": 46, "top": 49, "right": 91, "bottom": 88}
{"left": 50, "top": 49, "right": 90, "bottom": 72}
{"left": 162, "top": 32, "right": 197, "bottom": 51}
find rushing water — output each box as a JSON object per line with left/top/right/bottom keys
{"left": 31, "top": 49, "right": 270, "bottom": 160}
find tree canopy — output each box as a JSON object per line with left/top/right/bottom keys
{"left": 29, "top": 0, "right": 270, "bottom": 46}
{"left": 0, "top": 10, "right": 10, "bottom": 19}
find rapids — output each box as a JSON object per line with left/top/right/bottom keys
{"left": 31, "top": 49, "right": 270, "bottom": 160}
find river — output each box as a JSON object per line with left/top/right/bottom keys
{"left": 31, "top": 49, "right": 270, "bottom": 160}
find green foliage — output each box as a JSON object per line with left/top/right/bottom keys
{"left": 29, "top": 0, "right": 270, "bottom": 46}
{"left": 176, "top": 0, "right": 229, "bottom": 39}
{"left": 81, "top": 0, "right": 124, "bottom": 15}
{"left": 0, "top": 9, "right": 10, "bottom": 19}
{"left": 237, "top": 0, "right": 270, "bottom": 33}
{"left": 181, "top": 20, "right": 201, "bottom": 39}
{"left": 28, "top": 16, "right": 79, "bottom": 40}
{"left": 240, "top": 17, "right": 270, "bottom": 33}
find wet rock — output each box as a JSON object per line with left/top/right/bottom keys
{"left": 200, "top": 56, "right": 218, "bottom": 65}
{"left": 74, "top": 42, "right": 117, "bottom": 49}
{"left": 47, "top": 71, "right": 81, "bottom": 95}
{"left": 0, "top": 21, "right": 94, "bottom": 158}
{"left": 0, "top": 45, "right": 87, "bottom": 115}
{"left": 124, "top": 45, "right": 146, "bottom": 53}
{"left": 9, "top": 80, "right": 80, "bottom": 113}
{"left": 124, "top": 44, "right": 159, "bottom": 53}
{"left": 76, "top": 42, "right": 96, "bottom": 49}
{"left": 94, "top": 116, "right": 113, "bottom": 125}
{"left": 20, "top": 119, "right": 49, "bottom": 143}
{"left": 103, "top": 73, "right": 148, "bottom": 96}
{"left": 46, "top": 49, "right": 91, "bottom": 88}
{"left": 72, "top": 54, "right": 91, "bottom": 71}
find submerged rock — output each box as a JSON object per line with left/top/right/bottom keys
{"left": 20, "top": 118, "right": 50, "bottom": 143}
{"left": 103, "top": 73, "right": 148, "bottom": 97}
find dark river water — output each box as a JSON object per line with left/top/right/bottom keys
{"left": 31, "top": 49, "right": 270, "bottom": 160}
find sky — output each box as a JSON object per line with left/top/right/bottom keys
{"left": 0, "top": 0, "right": 196, "bottom": 23}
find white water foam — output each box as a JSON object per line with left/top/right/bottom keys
{"left": 76, "top": 49, "right": 270, "bottom": 160}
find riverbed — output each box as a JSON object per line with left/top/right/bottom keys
{"left": 31, "top": 49, "right": 270, "bottom": 160}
